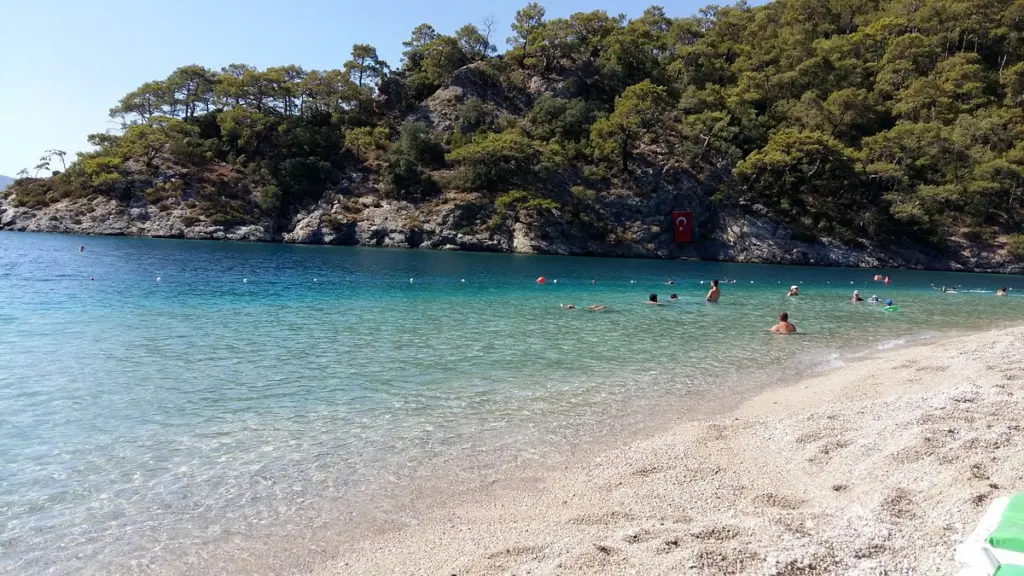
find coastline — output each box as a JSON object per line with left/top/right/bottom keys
{"left": 4, "top": 207, "right": 1022, "bottom": 274}
{"left": 323, "top": 326, "right": 1024, "bottom": 576}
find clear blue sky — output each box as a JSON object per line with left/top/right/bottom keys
{"left": 0, "top": 0, "right": 765, "bottom": 177}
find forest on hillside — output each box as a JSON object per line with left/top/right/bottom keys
{"left": 7, "top": 0, "right": 1024, "bottom": 255}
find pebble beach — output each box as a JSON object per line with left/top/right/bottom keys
{"left": 330, "top": 327, "right": 1024, "bottom": 575}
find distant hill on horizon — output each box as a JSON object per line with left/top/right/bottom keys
{"left": 0, "top": 175, "right": 13, "bottom": 191}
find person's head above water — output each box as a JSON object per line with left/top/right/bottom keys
{"left": 886, "top": 299, "right": 894, "bottom": 306}
{"left": 670, "top": 293, "right": 678, "bottom": 300}
{"left": 779, "top": 312, "right": 789, "bottom": 322}
{"left": 649, "top": 293, "right": 658, "bottom": 303}
{"left": 711, "top": 279, "right": 719, "bottom": 287}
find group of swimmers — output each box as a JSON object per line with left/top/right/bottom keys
{"left": 559, "top": 276, "right": 921, "bottom": 336}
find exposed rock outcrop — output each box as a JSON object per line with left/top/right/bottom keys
{"left": 5, "top": 185, "right": 1022, "bottom": 273}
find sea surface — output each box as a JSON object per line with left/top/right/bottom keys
{"left": 1, "top": 232, "right": 1022, "bottom": 574}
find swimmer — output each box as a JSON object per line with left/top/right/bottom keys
{"left": 89, "top": 276, "right": 94, "bottom": 281}
{"left": 79, "top": 245, "right": 85, "bottom": 253}
{"left": 787, "top": 285, "right": 799, "bottom": 297}
{"left": 648, "top": 293, "right": 662, "bottom": 305}
{"left": 768, "top": 312, "right": 797, "bottom": 334}
{"left": 884, "top": 276, "right": 891, "bottom": 285}
{"left": 561, "top": 303, "right": 577, "bottom": 310}
{"left": 706, "top": 279, "right": 721, "bottom": 303}
{"left": 885, "top": 299, "right": 895, "bottom": 307}
{"left": 851, "top": 290, "right": 864, "bottom": 303}
{"left": 666, "top": 278, "right": 675, "bottom": 285}
{"left": 997, "top": 287, "right": 1008, "bottom": 296}
{"left": 873, "top": 274, "right": 883, "bottom": 282}
{"left": 869, "top": 294, "right": 880, "bottom": 303}
{"left": 669, "top": 293, "right": 679, "bottom": 301}
{"left": 585, "top": 305, "right": 607, "bottom": 312}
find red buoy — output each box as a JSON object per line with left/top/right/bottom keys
{"left": 536, "top": 276, "right": 546, "bottom": 284}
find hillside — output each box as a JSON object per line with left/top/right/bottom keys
{"left": 3, "top": 0, "right": 1024, "bottom": 271}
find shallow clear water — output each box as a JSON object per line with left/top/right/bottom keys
{"left": 1, "top": 231, "right": 1022, "bottom": 573}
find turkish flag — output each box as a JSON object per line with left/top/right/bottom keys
{"left": 672, "top": 211, "right": 693, "bottom": 243}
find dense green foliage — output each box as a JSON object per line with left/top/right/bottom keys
{"left": 11, "top": 0, "right": 1024, "bottom": 251}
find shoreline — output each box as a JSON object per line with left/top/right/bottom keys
{"left": 321, "top": 326, "right": 1024, "bottom": 576}
{"left": 3, "top": 228, "right": 1022, "bottom": 275}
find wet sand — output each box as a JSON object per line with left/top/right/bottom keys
{"left": 324, "top": 327, "right": 1024, "bottom": 575}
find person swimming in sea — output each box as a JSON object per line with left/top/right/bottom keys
{"left": 560, "top": 303, "right": 577, "bottom": 310}
{"left": 666, "top": 278, "right": 675, "bottom": 285}
{"left": 585, "top": 305, "right": 607, "bottom": 312}
{"left": 873, "top": 274, "right": 883, "bottom": 282}
{"left": 884, "top": 276, "right": 891, "bottom": 285}
{"left": 851, "top": 290, "right": 864, "bottom": 303}
{"left": 869, "top": 294, "right": 880, "bottom": 303}
{"left": 997, "top": 287, "right": 1008, "bottom": 296}
{"left": 669, "top": 293, "right": 679, "bottom": 301}
{"left": 79, "top": 245, "right": 84, "bottom": 253}
{"left": 787, "top": 285, "right": 799, "bottom": 297}
{"left": 648, "top": 293, "right": 663, "bottom": 305}
{"left": 768, "top": 312, "right": 797, "bottom": 334}
{"left": 706, "top": 280, "right": 721, "bottom": 303}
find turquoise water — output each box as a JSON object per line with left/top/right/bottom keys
{"left": 2, "top": 231, "right": 1023, "bottom": 574}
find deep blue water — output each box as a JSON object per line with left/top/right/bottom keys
{"left": 1, "top": 231, "right": 1022, "bottom": 573}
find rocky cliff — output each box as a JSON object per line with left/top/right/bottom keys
{"left": 4, "top": 179, "right": 1020, "bottom": 273}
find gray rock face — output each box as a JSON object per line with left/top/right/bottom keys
{"left": 2, "top": 184, "right": 1021, "bottom": 273}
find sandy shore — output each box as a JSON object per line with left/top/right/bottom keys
{"left": 321, "top": 326, "right": 1024, "bottom": 575}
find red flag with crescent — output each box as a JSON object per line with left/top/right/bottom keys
{"left": 672, "top": 211, "right": 693, "bottom": 243}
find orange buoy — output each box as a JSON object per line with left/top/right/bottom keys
{"left": 536, "top": 276, "right": 546, "bottom": 284}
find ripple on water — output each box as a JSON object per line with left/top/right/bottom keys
{"left": 1, "top": 232, "right": 1023, "bottom": 573}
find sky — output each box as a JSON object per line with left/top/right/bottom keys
{"left": 0, "top": 0, "right": 765, "bottom": 177}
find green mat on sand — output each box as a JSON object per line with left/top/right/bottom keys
{"left": 989, "top": 494, "right": 1024, "bottom": 554}
{"left": 995, "top": 565, "right": 1024, "bottom": 576}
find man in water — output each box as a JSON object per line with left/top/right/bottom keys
{"left": 787, "top": 285, "right": 799, "bottom": 297}
{"left": 869, "top": 294, "right": 880, "bottom": 303}
{"left": 648, "top": 293, "right": 662, "bottom": 305}
{"left": 560, "top": 304, "right": 577, "bottom": 310}
{"left": 669, "top": 293, "right": 679, "bottom": 301}
{"left": 997, "top": 287, "right": 1008, "bottom": 296}
{"left": 851, "top": 290, "right": 864, "bottom": 303}
{"left": 768, "top": 312, "right": 797, "bottom": 334}
{"left": 79, "top": 245, "right": 84, "bottom": 253}
{"left": 585, "top": 305, "right": 607, "bottom": 312}
{"left": 706, "top": 280, "right": 721, "bottom": 303}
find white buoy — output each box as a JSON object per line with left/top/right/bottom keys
{"left": 157, "top": 277, "right": 161, "bottom": 282}
{"left": 553, "top": 279, "right": 557, "bottom": 284}
{"left": 243, "top": 278, "right": 248, "bottom": 283}
{"left": 314, "top": 278, "right": 318, "bottom": 282}
{"left": 409, "top": 278, "right": 414, "bottom": 283}
{"left": 750, "top": 281, "right": 754, "bottom": 283}
{"left": 461, "top": 279, "right": 466, "bottom": 283}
